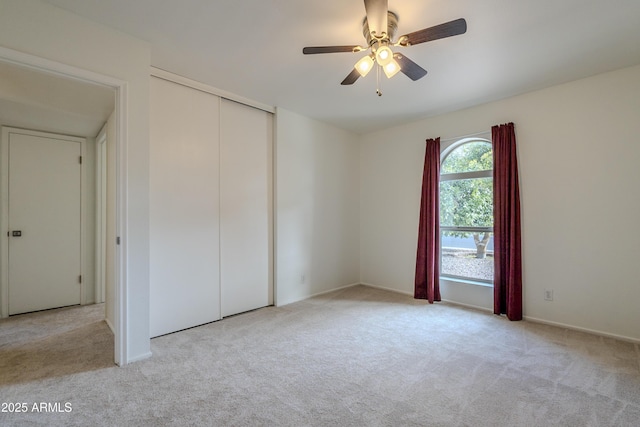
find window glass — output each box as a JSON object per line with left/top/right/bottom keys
{"left": 440, "top": 139, "right": 493, "bottom": 283}
{"left": 441, "top": 140, "right": 492, "bottom": 174}
{"left": 440, "top": 177, "right": 493, "bottom": 228}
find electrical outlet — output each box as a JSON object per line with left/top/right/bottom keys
{"left": 544, "top": 289, "right": 554, "bottom": 301}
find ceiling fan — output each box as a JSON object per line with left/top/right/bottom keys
{"left": 303, "top": 0, "right": 467, "bottom": 94}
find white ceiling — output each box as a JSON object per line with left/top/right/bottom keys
{"left": 39, "top": 0, "right": 640, "bottom": 134}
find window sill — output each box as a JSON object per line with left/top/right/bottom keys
{"left": 440, "top": 276, "right": 494, "bottom": 288}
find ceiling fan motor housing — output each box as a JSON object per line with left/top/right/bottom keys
{"left": 363, "top": 11, "right": 399, "bottom": 47}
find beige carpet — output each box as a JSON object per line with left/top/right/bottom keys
{"left": 1, "top": 285, "right": 639, "bottom": 426}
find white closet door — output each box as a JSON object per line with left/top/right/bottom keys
{"left": 220, "top": 99, "right": 272, "bottom": 317}
{"left": 149, "top": 77, "right": 221, "bottom": 337}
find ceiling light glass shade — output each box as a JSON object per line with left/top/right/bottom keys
{"left": 354, "top": 55, "right": 375, "bottom": 77}
{"left": 375, "top": 45, "right": 393, "bottom": 67}
{"left": 383, "top": 58, "right": 401, "bottom": 78}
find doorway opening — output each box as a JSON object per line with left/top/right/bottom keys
{"left": 0, "top": 47, "right": 126, "bottom": 366}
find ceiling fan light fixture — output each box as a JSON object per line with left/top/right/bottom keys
{"left": 355, "top": 55, "right": 375, "bottom": 77}
{"left": 375, "top": 45, "right": 393, "bottom": 67}
{"left": 383, "top": 58, "right": 401, "bottom": 79}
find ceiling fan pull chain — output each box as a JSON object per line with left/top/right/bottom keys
{"left": 376, "top": 64, "right": 382, "bottom": 96}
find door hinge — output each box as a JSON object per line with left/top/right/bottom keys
{"left": 116, "top": 236, "right": 121, "bottom": 245}
{"left": 78, "top": 275, "right": 82, "bottom": 284}
{"left": 79, "top": 156, "right": 83, "bottom": 164}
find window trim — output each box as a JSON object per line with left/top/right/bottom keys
{"left": 441, "top": 170, "right": 492, "bottom": 181}
{"left": 439, "top": 136, "right": 494, "bottom": 285}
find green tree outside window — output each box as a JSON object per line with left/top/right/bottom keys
{"left": 441, "top": 141, "right": 493, "bottom": 259}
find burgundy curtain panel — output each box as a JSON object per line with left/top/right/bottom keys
{"left": 492, "top": 123, "right": 523, "bottom": 320}
{"left": 415, "top": 138, "right": 441, "bottom": 303}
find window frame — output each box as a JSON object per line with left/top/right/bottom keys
{"left": 439, "top": 137, "right": 494, "bottom": 285}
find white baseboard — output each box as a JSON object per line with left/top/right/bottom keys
{"left": 301, "top": 282, "right": 361, "bottom": 301}
{"left": 359, "top": 282, "right": 413, "bottom": 297}
{"left": 523, "top": 315, "right": 640, "bottom": 345}
{"left": 440, "top": 298, "right": 494, "bottom": 313}
{"left": 276, "top": 282, "right": 361, "bottom": 307}
{"left": 361, "top": 283, "right": 639, "bottom": 344}
{"left": 126, "top": 351, "right": 153, "bottom": 364}
{"left": 279, "top": 282, "right": 640, "bottom": 345}
{"left": 360, "top": 283, "right": 494, "bottom": 313}
{"left": 104, "top": 317, "right": 115, "bottom": 334}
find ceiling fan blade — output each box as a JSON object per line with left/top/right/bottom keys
{"left": 394, "top": 53, "right": 428, "bottom": 81}
{"left": 364, "top": 0, "right": 388, "bottom": 37}
{"left": 341, "top": 68, "right": 361, "bottom": 85}
{"left": 303, "top": 46, "right": 361, "bottom": 54}
{"left": 398, "top": 18, "right": 467, "bottom": 47}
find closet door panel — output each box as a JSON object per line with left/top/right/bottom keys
{"left": 149, "top": 77, "right": 221, "bottom": 337}
{"left": 220, "top": 100, "right": 272, "bottom": 317}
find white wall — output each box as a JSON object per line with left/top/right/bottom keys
{"left": 360, "top": 64, "right": 640, "bottom": 341}
{"left": 275, "top": 108, "right": 360, "bottom": 305}
{"left": 0, "top": 0, "right": 151, "bottom": 362}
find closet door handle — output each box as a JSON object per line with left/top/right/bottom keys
{"left": 11, "top": 230, "right": 22, "bottom": 237}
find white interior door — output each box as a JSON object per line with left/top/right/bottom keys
{"left": 7, "top": 131, "right": 82, "bottom": 315}
{"left": 220, "top": 99, "right": 272, "bottom": 317}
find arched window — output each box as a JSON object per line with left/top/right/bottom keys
{"left": 440, "top": 138, "right": 493, "bottom": 283}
